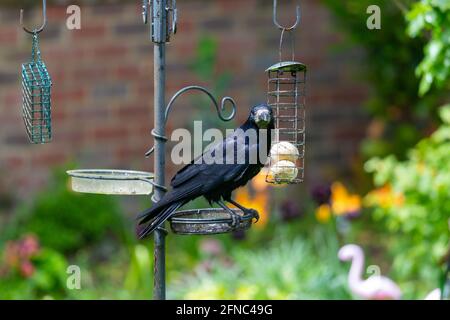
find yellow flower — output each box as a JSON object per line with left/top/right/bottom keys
{"left": 331, "top": 182, "right": 349, "bottom": 199}
{"left": 331, "top": 182, "right": 349, "bottom": 215}
{"left": 365, "top": 184, "right": 404, "bottom": 209}
{"left": 330, "top": 181, "right": 362, "bottom": 216}
{"left": 335, "top": 195, "right": 362, "bottom": 216}
{"left": 315, "top": 204, "right": 331, "bottom": 223}
{"left": 252, "top": 171, "right": 269, "bottom": 192}
{"left": 233, "top": 173, "right": 270, "bottom": 229}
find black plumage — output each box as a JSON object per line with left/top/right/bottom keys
{"left": 137, "top": 103, "right": 274, "bottom": 239}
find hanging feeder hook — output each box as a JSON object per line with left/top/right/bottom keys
{"left": 273, "top": 0, "right": 301, "bottom": 31}
{"left": 170, "top": 0, "right": 178, "bottom": 35}
{"left": 144, "top": 85, "right": 237, "bottom": 158}
{"left": 20, "top": 0, "right": 47, "bottom": 35}
{"left": 142, "top": 0, "right": 149, "bottom": 24}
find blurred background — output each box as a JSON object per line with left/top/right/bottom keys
{"left": 0, "top": 0, "right": 448, "bottom": 299}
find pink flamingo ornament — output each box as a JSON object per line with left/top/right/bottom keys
{"left": 424, "top": 288, "right": 441, "bottom": 300}
{"left": 338, "top": 244, "right": 402, "bottom": 300}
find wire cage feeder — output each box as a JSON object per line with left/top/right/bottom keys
{"left": 21, "top": 33, "right": 52, "bottom": 144}
{"left": 265, "top": 61, "right": 306, "bottom": 184}
{"left": 265, "top": 3, "right": 306, "bottom": 185}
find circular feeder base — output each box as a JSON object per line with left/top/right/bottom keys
{"left": 170, "top": 208, "right": 256, "bottom": 235}
{"left": 67, "top": 169, "right": 154, "bottom": 195}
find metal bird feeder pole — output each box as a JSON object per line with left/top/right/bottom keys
{"left": 143, "top": 0, "right": 245, "bottom": 300}
{"left": 144, "top": 0, "right": 176, "bottom": 301}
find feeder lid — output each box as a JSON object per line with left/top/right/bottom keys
{"left": 266, "top": 61, "right": 307, "bottom": 73}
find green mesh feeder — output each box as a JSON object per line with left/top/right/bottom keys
{"left": 21, "top": 33, "right": 52, "bottom": 144}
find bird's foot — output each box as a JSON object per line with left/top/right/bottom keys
{"left": 247, "top": 209, "right": 259, "bottom": 223}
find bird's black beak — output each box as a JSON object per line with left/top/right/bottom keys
{"left": 254, "top": 109, "right": 271, "bottom": 128}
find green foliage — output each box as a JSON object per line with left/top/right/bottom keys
{"left": 0, "top": 247, "right": 68, "bottom": 299}
{"left": 365, "top": 105, "right": 450, "bottom": 295}
{"left": 406, "top": 0, "right": 450, "bottom": 95}
{"left": 26, "top": 248, "right": 68, "bottom": 297}
{"left": 322, "top": 0, "right": 444, "bottom": 159}
{"left": 3, "top": 166, "right": 125, "bottom": 254}
{"left": 169, "top": 228, "right": 351, "bottom": 300}
{"left": 188, "top": 36, "right": 234, "bottom": 133}
{"left": 123, "top": 244, "right": 153, "bottom": 298}
{"left": 190, "top": 36, "right": 232, "bottom": 95}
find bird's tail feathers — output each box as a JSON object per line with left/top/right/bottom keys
{"left": 136, "top": 197, "right": 170, "bottom": 224}
{"left": 138, "top": 201, "right": 184, "bottom": 239}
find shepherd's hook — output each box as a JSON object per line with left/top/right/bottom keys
{"left": 273, "top": 0, "right": 301, "bottom": 31}
{"left": 20, "top": 0, "right": 47, "bottom": 34}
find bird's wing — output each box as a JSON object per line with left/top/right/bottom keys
{"left": 169, "top": 157, "right": 210, "bottom": 189}
{"left": 169, "top": 156, "right": 199, "bottom": 188}
{"left": 170, "top": 128, "right": 254, "bottom": 188}
{"left": 136, "top": 178, "right": 205, "bottom": 223}
{"left": 146, "top": 178, "right": 204, "bottom": 213}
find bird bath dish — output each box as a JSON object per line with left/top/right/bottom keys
{"left": 170, "top": 208, "right": 256, "bottom": 235}
{"left": 66, "top": 169, "right": 154, "bottom": 195}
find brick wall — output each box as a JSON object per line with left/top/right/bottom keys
{"left": 0, "top": 0, "right": 369, "bottom": 200}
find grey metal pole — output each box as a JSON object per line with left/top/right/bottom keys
{"left": 153, "top": 42, "right": 166, "bottom": 300}
{"left": 152, "top": 0, "right": 168, "bottom": 300}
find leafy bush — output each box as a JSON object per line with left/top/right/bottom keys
{"left": 321, "top": 0, "right": 446, "bottom": 159}
{"left": 407, "top": 0, "right": 450, "bottom": 95}
{"left": 365, "top": 105, "right": 450, "bottom": 296}
{"left": 169, "top": 229, "right": 351, "bottom": 300}
{"left": 2, "top": 167, "right": 125, "bottom": 254}
{"left": 0, "top": 235, "right": 68, "bottom": 299}
{"left": 188, "top": 36, "right": 234, "bottom": 133}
